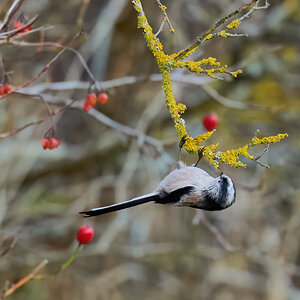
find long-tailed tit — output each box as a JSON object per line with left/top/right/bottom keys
{"left": 80, "top": 145, "right": 236, "bottom": 217}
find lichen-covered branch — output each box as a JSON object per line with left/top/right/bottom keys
{"left": 132, "top": 0, "right": 287, "bottom": 168}
{"left": 154, "top": 0, "right": 175, "bottom": 36}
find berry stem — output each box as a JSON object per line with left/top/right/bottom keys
{"left": 60, "top": 244, "right": 82, "bottom": 272}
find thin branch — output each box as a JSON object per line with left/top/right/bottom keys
{"left": 250, "top": 144, "right": 270, "bottom": 168}
{"left": 0, "top": 98, "right": 70, "bottom": 139}
{"left": 21, "top": 31, "right": 82, "bottom": 89}
{"left": 0, "top": 119, "right": 46, "bottom": 138}
{"left": 154, "top": 0, "right": 174, "bottom": 36}
{"left": 0, "top": 25, "right": 53, "bottom": 41}
{"left": 0, "top": 31, "right": 83, "bottom": 101}
{"left": 174, "top": 0, "right": 257, "bottom": 61}
{"left": 0, "top": 0, "right": 25, "bottom": 32}
{"left": 3, "top": 39, "right": 99, "bottom": 88}
{"left": 2, "top": 260, "right": 48, "bottom": 297}
{"left": 0, "top": 91, "right": 163, "bottom": 154}
{"left": 154, "top": 20, "right": 165, "bottom": 37}
{"left": 238, "top": 0, "right": 268, "bottom": 21}
{"left": 77, "top": 0, "right": 90, "bottom": 26}
{"left": 193, "top": 211, "right": 235, "bottom": 252}
{"left": 0, "top": 15, "right": 39, "bottom": 39}
{"left": 89, "top": 108, "right": 164, "bottom": 153}
{"left": 0, "top": 235, "right": 17, "bottom": 258}
{"left": 16, "top": 92, "right": 56, "bottom": 128}
{"left": 201, "top": 84, "right": 266, "bottom": 110}
{"left": 19, "top": 73, "right": 211, "bottom": 94}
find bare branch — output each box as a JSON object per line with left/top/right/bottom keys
{"left": 0, "top": 0, "right": 25, "bottom": 32}
{"left": 89, "top": 108, "right": 164, "bottom": 153}
{"left": 0, "top": 15, "right": 39, "bottom": 39}
{"left": 2, "top": 260, "right": 48, "bottom": 297}
{"left": 0, "top": 31, "right": 83, "bottom": 101}
{"left": 201, "top": 84, "right": 266, "bottom": 110}
{"left": 193, "top": 211, "right": 235, "bottom": 252}
{"left": 3, "top": 39, "right": 100, "bottom": 89}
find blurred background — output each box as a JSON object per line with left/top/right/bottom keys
{"left": 0, "top": 0, "right": 299, "bottom": 299}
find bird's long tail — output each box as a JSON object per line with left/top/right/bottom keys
{"left": 79, "top": 193, "right": 159, "bottom": 217}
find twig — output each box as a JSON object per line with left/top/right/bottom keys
{"left": 0, "top": 235, "right": 17, "bottom": 258}
{"left": 0, "top": 31, "right": 83, "bottom": 101}
{"left": 0, "top": 25, "right": 54, "bottom": 41}
{"left": 239, "top": 0, "right": 269, "bottom": 22}
{"left": 193, "top": 211, "right": 235, "bottom": 252}
{"left": 0, "top": 0, "right": 25, "bottom": 32}
{"left": 88, "top": 108, "right": 164, "bottom": 153}
{"left": 19, "top": 73, "right": 212, "bottom": 94}
{"left": 2, "top": 260, "right": 48, "bottom": 297}
{"left": 77, "top": 0, "right": 90, "bottom": 26}
{"left": 16, "top": 92, "right": 57, "bottom": 128}
{"left": 4, "top": 39, "right": 99, "bottom": 89}
{"left": 254, "top": 144, "right": 270, "bottom": 161}
{"left": 21, "top": 31, "right": 83, "bottom": 89}
{"left": 0, "top": 100, "right": 70, "bottom": 139}
{"left": 201, "top": 84, "right": 266, "bottom": 110}
{"left": 174, "top": 0, "right": 257, "bottom": 61}
{"left": 250, "top": 144, "right": 270, "bottom": 168}
{"left": 154, "top": 0, "right": 174, "bottom": 36}
{"left": 0, "top": 91, "right": 161, "bottom": 152}
{"left": 0, "top": 15, "right": 39, "bottom": 39}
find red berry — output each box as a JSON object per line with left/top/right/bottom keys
{"left": 13, "top": 21, "right": 32, "bottom": 38}
{"left": 98, "top": 92, "right": 108, "bottom": 104}
{"left": 83, "top": 102, "right": 92, "bottom": 112}
{"left": 0, "top": 84, "right": 12, "bottom": 95}
{"left": 13, "top": 21, "right": 32, "bottom": 33}
{"left": 14, "top": 21, "right": 23, "bottom": 30}
{"left": 4, "top": 84, "right": 12, "bottom": 94}
{"left": 86, "top": 93, "right": 97, "bottom": 106}
{"left": 41, "top": 137, "right": 61, "bottom": 150}
{"left": 76, "top": 225, "right": 94, "bottom": 244}
{"left": 41, "top": 138, "right": 49, "bottom": 149}
{"left": 203, "top": 113, "right": 218, "bottom": 131}
{"left": 49, "top": 138, "right": 61, "bottom": 149}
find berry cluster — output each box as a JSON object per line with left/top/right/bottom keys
{"left": 203, "top": 113, "right": 218, "bottom": 131}
{"left": 13, "top": 21, "right": 33, "bottom": 35}
{"left": 83, "top": 92, "right": 108, "bottom": 112}
{"left": 41, "top": 137, "right": 61, "bottom": 150}
{"left": 0, "top": 84, "right": 12, "bottom": 95}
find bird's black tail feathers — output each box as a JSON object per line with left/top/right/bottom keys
{"left": 79, "top": 193, "right": 159, "bottom": 218}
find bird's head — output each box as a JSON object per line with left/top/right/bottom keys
{"left": 217, "top": 172, "right": 236, "bottom": 209}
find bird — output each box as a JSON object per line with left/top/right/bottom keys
{"left": 79, "top": 144, "right": 236, "bottom": 218}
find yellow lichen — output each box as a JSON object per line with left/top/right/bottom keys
{"left": 194, "top": 132, "right": 214, "bottom": 145}
{"left": 227, "top": 19, "right": 239, "bottom": 29}
{"left": 206, "top": 69, "right": 215, "bottom": 78}
{"left": 220, "top": 30, "right": 229, "bottom": 38}
{"left": 199, "top": 57, "right": 221, "bottom": 67}
{"left": 181, "top": 61, "right": 203, "bottom": 73}
{"left": 232, "top": 70, "right": 243, "bottom": 77}
{"left": 177, "top": 103, "right": 186, "bottom": 114}
{"left": 203, "top": 34, "right": 213, "bottom": 41}
{"left": 251, "top": 134, "right": 288, "bottom": 145}
{"left": 220, "top": 145, "right": 253, "bottom": 168}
